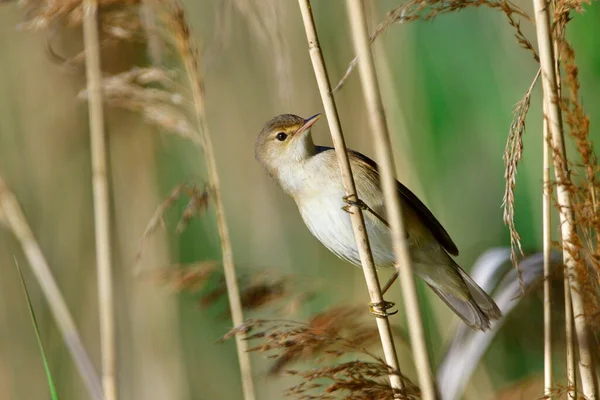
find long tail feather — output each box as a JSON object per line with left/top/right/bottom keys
{"left": 427, "top": 284, "right": 493, "bottom": 331}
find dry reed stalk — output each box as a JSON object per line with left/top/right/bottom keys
{"left": 530, "top": 0, "right": 597, "bottom": 397}
{"left": 565, "top": 287, "right": 577, "bottom": 399}
{"left": 297, "top": 0, "right": 406, "bottom": 396}
{"left": 165, "top": 2, "right": 255, "bottom": 399}
{"left": 542, "top": 104, "right": 553, "bottom": 399}
{"left": 0, "top": 177, "right": 104, "bottom": 400}
{"left": 345, "top": 1, "right": 436, "bottom": 399}
{"left": 82, "top": 1, "right": 117, "bottom": 399}
{"left": 139, "top": 0, "right": 163, "bottom": 64}
{"left": 548, "top": 13, "right": 577, "bottom": 398}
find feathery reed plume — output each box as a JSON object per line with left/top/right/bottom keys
{"left": 153, "top": 2, "right": 256, "bottom": 398}
{"left": 530, "top": 0, "right": 598, "bottom": 396}
{"left": 79, "top": 67, "right": 198, "bottom": 141}
{"left": 297, "top": 0, "right": 407, "bottom": 395}
{"left": 503, "top": 69, "right": 540, "bottom": 290}
{"left": 18, "top": 0, "right": 143, "bottom": 71}
{"left": 82, "top": 1, "right": 117, "bottom": 399}
{"left": 223, "top": 309, "right": 416, "bottom": 399}
{"left": 17, "top": 0, "right": 140, "bottom": 30}
{"left": 0, "top": 177, "right": 104, "bottom": 400}
{"left": 145, "top": 259, "right": 315, "bottom": 318}
{"left": 334, "top": 0, "right": 536, "bottom": 92}
{"left": 144, "top": 261, "right": 220, "bottom": 291}
{"left": 134, "top": 183, "right": 190, "bottom": 267}
{"left": 200, "top": 273, "right": 315, "bottom": 318}
{"left": 345, "top": 1, "right": 436, "bottom": 398}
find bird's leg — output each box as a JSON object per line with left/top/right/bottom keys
{"left": 381, "top": 270, "right": 399, "bottom": 295}
{"left": 342, "top": 194, "right": 397, "bottom": 317}
{"left": 370, "top": 273, "right": 399, "bottom": 317}
{"left": 341, "top": 194, "right": 390, "bottom": 228}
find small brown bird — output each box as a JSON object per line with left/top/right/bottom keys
{"left": 255, "top": 113, "right": 501, "bottom": 330}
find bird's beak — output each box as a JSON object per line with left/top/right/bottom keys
{"left": 296, "top": 113, "right": 321, "bottom": 136}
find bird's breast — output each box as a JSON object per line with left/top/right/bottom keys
{"left": 296, "top": 185, "right": 395, "bottom": 268}
{"left": 297, "top": 189, "right": 362, "bottom": 265}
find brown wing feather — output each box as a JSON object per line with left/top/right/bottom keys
{"left": 316, "top": 146, "right": 459, "bottom": 256}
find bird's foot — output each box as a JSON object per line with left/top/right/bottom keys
{"left": 341, "top": 194, "right": 369, "bottom": 214}
{"left": 341, "top": 195, "right": 391, "bottom": 228}
{"left": 368, "top": 300, "right": 397, "bottom": 318}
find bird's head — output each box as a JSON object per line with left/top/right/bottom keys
{"left": 255, "top": 113, "right": 321, "bottom": 179}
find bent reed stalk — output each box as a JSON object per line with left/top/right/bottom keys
{"left": 0, "top": 177, "right": 104, "bottom": 400}
{"left": 297, "top": 0, "right": 405, "bottom": 395}
{"left": 345, "top": 1, "right": 437, "bottom": 399}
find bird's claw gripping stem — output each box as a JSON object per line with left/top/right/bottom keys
{"left": 341, "top": 194, "right": 369, "bottom": 214}
{"left": 341, "top": 194, "right": 390, "bottom": 228}
{"left": 368, "top": 300, "right": 397, "bottom": 318}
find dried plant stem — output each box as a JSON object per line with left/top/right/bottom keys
{"left": 565, "top": 286, "right": 577, "bottom": 399}
{"left": 531, "top": 0, "right": 597, "bottom": 398}
{"left": 172, "top": 4, "right": 255, "bottom": 399}
{"left": 82, "top": 2, "right": 117, "bottom": 400}
{"left": 297, "top": 0, "right": 405, "bottom": 395}
{"left": 345, "top": 1, "right": 436, "bottom": 399}
{"left": 139, "top": 0, "right": 164, "bottom": 64}
{"left": 0, "top": 177, "right": 104, "bottom": 400}
{"left": 542, "top": 103, "right": 553, "bottom": 398}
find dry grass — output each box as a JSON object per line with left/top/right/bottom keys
{"left": 79, "top": 68, "right": 198, "bottom": 141}
{"left": 530, "top": 0, "right": 598, "bottom": 394}
{"left": 5, "top": 0, "right": 600, "bottom": 398}
{"left": 556, "top": 38, "right": 600, "bottom": 328}
{"left": 222, "top": 307, "right": 416, "bottom": 399}
{"left": 503, "top": 69, "right": 540, "bottom": 290}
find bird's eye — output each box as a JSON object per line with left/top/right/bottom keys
{"left": 276, "top": 132, "right": 288, "bottom": 141}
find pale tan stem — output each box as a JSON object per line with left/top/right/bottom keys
{"left": 174, "top": 9, "right": 255, "bottom": 400}
{"left": 82, "top": 2, "right": 117, "bottom": 400}
{"left": 565, "top": 284, "right": 577, "bottom": 399}
{"left": 346, "top": 1, "right": 436, "bottom": 399}
{"left": 0, "top": 178, "right": 104, "bottom": 400}
{"left": 139, "top": 0, "right": 164, "bottom": 65}
{"left": 297, "top": 0, "right": 405, "bottom": 394}
{"left": 542, "top": 103, "right": 553, "bottom": 398}
{"left": 531, "top": 0, "right": 597, "bottom": 397}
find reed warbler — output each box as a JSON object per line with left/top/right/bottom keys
{"left": 255, "top": 113, "right": 501, "bottom": 331}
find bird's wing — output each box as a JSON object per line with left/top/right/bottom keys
{"left": 315, "top": 146, "right": 459, "bottom": 256}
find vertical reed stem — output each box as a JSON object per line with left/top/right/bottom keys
{"left": 531, "top": 0, "right": 597, "bottom": 397}
{"left": 345, "top": 1, "right": 436, "bottom": 399}
{"left": 542, "top": 103, "right": 553, "bottom": 398}
{"left": 171, "top": 3, "right": 256, "bottom": 398}
{"left": 297, "top": 0, "right": 405, "bottom": 395}
{"left": 82, "top": 2, "right": 117, "bottom": 400}
{"left": 565, "top": 284, "right": 577, "bottom": 399}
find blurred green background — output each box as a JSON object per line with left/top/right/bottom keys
{"left": 0, "top": 0, "right": 598, "bottom": 399}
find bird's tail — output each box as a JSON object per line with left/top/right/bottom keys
{"left": 427, "top": 262, "right": 501, "bottom": 331}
